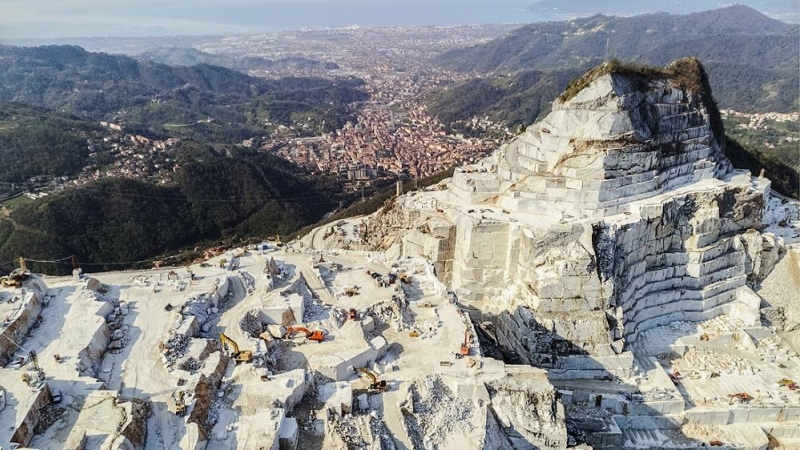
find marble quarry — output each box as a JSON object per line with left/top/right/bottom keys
{"left": 367, "top": 59, "right": 800, "bottom": 447}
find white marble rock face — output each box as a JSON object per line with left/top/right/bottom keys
{"left": 367, "top": 60, "right": 781, "bottom": 371}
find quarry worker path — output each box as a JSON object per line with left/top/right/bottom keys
{"left": 212, "top": 275, "right": 251, "bottom": 352}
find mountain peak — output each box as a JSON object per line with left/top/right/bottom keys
{"left": 686, "top": 4, "right": 790, "bottom": 33}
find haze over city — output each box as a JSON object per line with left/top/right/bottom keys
{"left": 3, "top": 0, "right": 798, "bottom": 39}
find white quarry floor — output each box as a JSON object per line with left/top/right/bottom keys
{"left": 0, "top": 232, "right": 506, "bottom": 450}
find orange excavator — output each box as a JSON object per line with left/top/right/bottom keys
{"left": 286, "top": 326, "right": 326, "bottom": 343}
{"left": 457, "top": 331, "right": 470, "bottom": 358}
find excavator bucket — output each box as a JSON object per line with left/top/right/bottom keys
{"left": 286, "top": 326, "right": 326, "bottom": 343}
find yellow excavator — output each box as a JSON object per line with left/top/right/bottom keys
{"left": 2, "top": 259, "right": 30, "bottom": 288}
{"left": 219, "top": 333, "right": 253, "bottom": 363}
{"left": 356, "top": 367, "right": 387, "bottom": 393}
{"left": 173, "top": 390, "right": 187, "bottom": 417}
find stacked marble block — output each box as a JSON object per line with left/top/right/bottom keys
{"left": 401, "top": 217, "right": 456, "bottom": 284}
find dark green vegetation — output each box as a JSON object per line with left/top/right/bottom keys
{"left": 0, "top": 144, "right": 346, "bottom": 274}
{"left": 427, "top": 69, "right": 583, "bottom": 136}
{"left": 0, "top": 101, "right": 100, "bottom": 181}
{"left": 435, "top": 6, "right": 798, "bottom": 115}
{"left": 723, "top": 116, "right": 800, "bottom": 172}
{"left": 0, "top": 45, "right": 367, "bottom": 144}
{"left": 725, "top": 138, "right": 799, "bottom": 200}
{"left": 0, "top": 44, "right": 372, "bottom": 272}
{"left": 722, "top": 114, "right": 800, "bottom": 198}
{"left": 136, "top": 46, "right": 339, "bottom": 72}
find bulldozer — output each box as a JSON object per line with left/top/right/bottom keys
{"left": 285, "top": 326, "right": 325, "bottom": 343}
{"left": 356, "top": 367, "right": 387, "bottom": 393}
{"left": 219, "top": 333, "right": 253, "bottom": 363}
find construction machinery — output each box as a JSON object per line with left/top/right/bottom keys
{"left": 457, "top": 331, "right": 470, "bottom": 358}
{"left": 356, "top": 367, "right": 387, "bottom": 393}
{"left": 219, "top": 333, "right": 253, "bottom": 363}
{"left": 344, "top": 287, "right": 360, "bottom": 297}
{"left": 51, "top": 388, "right": 62, "bottom": 404}
{"left": 1, "top": 259, "right": 30, "bottom": 288}
{"left": 729, "top": 392, "right": 752, "bottom": 403}
{"left": 173, "top": 390, "right": 187, "bottom": 416}
{"left": 285, "top": 326, "right": 325, "bottom": 343}
{"left": 0, "top": 275, "right": 22, "bottom": 288}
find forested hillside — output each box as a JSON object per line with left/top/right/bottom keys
{"left": 136, "top": 46, "right": 339, "bottom": 72}
{"left": 429, "top": 6, "right": 799, "bottom": 198}
{"left": 526, "top": 0, "right": 800, "bottom": 23}
{"left": 0, "top": 101, "right": 101, "bottom": 181}
{"left": 0, "top": 144, "right": 346, "bottom": 274}
{"left": 435, "top": 6, "right": 798, "bottom": 113}
{"left": 0, "top": 45, "right": 368, "bottom": 143}
{"left": 427, "top": 69, "right": 584, "bottom": 135}
{"left": 0, "top": 45, "right": 373, "bottom": 271}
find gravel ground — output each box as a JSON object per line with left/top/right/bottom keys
{"left": 34, "top": 404, "right": 65, "bottom": 434}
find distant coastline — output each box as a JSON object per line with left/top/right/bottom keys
{"left": 1, "top": 0, "right": 557, "bottom": 40}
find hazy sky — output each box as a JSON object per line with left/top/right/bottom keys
{"left": 2, "top": 1, "right": 795, "bottom": 40}
{"left": 1, "top": 0, "right": 546, "bottom": 39}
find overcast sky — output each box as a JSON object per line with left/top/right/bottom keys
{"left": 1, "top": 0, "right": 549, "bottom": 39}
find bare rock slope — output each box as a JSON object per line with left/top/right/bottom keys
{"left": 367, "top": 59, "right": 799, "bottom": 447}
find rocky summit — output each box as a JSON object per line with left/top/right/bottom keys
{"left": 367, "top": 59, "right": 800, "bottom": 447}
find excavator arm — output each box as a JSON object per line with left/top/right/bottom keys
{"left": 219, "top": 333, "right": 240, "bottom": 354}
{"left": 219, "top": 332, "right": 252, "bottom": 363}
{"left": 356, "top": 367, "right": 377, "bottom": 384}
{"left": 286, "top": 326, "right": 325, "bottom": 342}
{"left": 356, "top": 367, "right": 387, "bottom": 392}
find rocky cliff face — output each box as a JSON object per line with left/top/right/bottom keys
{"left": 367, "top": 59, "right": 782, "bottom": 374}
